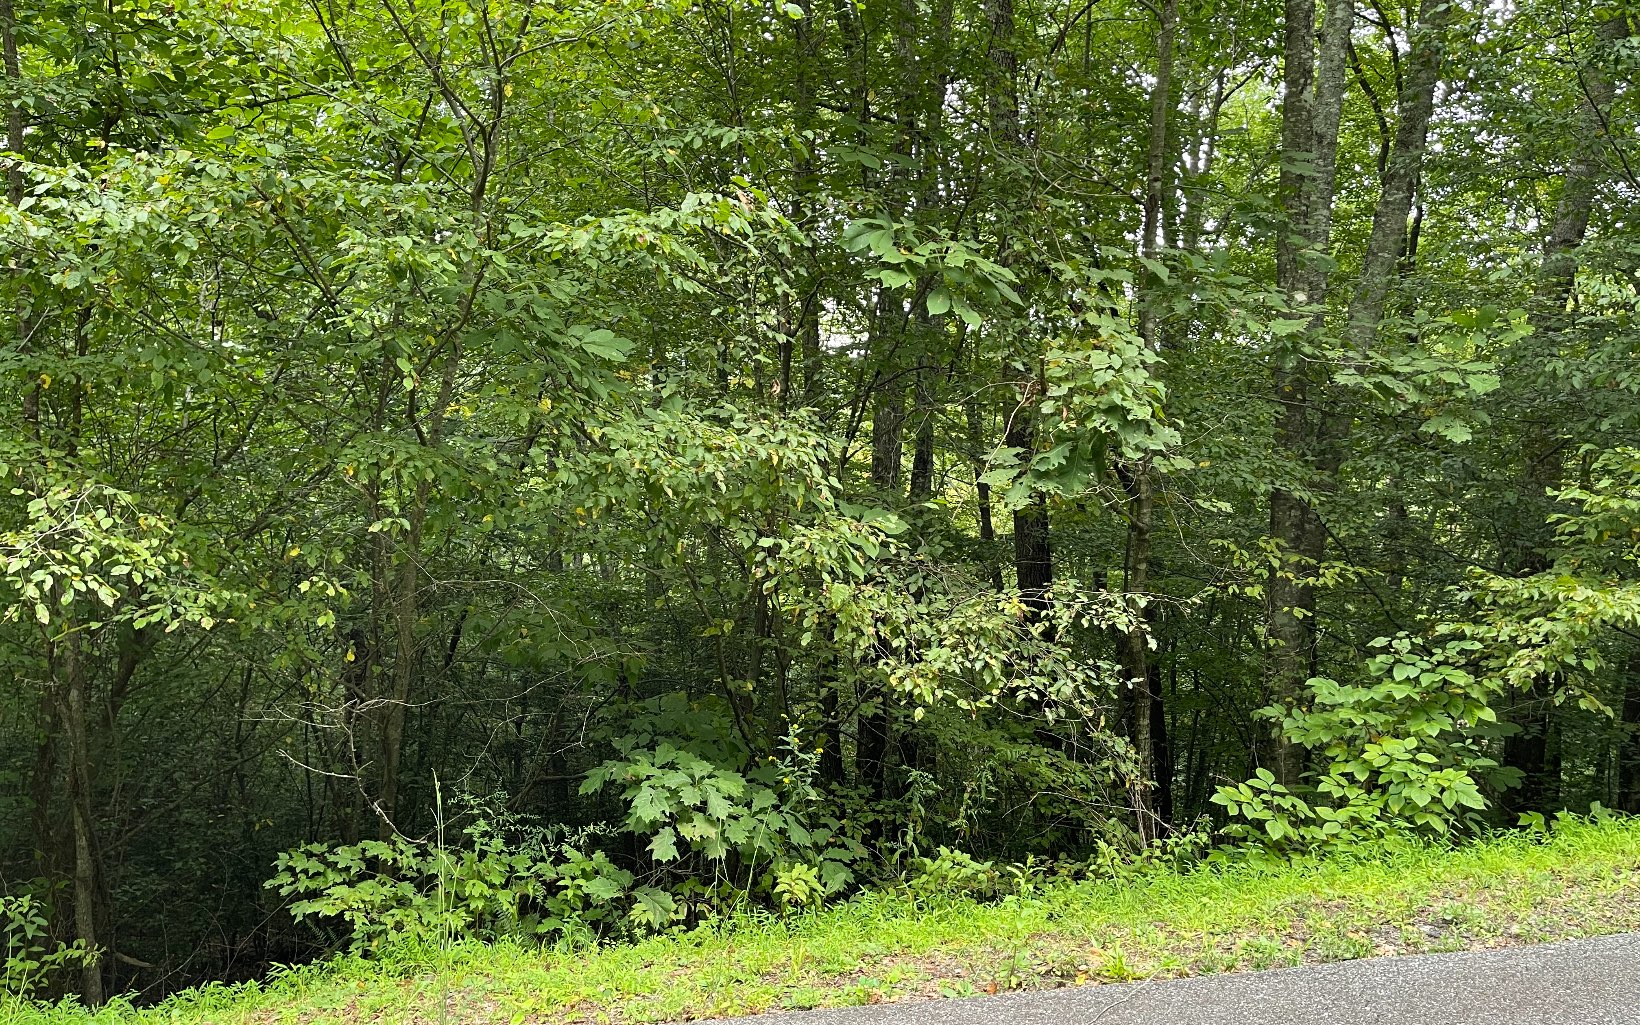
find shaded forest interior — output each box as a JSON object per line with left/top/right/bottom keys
{"left": 1, "top": 0, "right": 1637, "bottom": 1008}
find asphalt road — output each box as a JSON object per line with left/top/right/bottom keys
{"left": 708, "top": 933, "right": 1640, "bottom": 1025}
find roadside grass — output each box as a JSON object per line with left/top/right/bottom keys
{"left": 9, "top": 817, "right": 1640, "bottom": 1025}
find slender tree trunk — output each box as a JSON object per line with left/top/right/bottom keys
{"left": 0, "top": 0, "right": 23, "bottom": 211}
{"left": 1501, "top": 13, "right": 1631, "bottom": 812}
{"left": 793, "top": 0, "right": 825, "bottom": 409}
{"left": 10, "top": 10, "right": 104, "bottom": 990}
{"left": 1265, "top": 0, "right": 1353, "bottom": 786}
{"left": 379, "top": 537, "right": 420, "bottom": 838}
{"left": 1154, "top": 642, "right": 1175, "bottom": 825}
{"left": 1007, "top": 414, "right": 1053, "bottom": 617}
{"left": 984, "top": 0, "right": 1054, "bottom": 623}
{"left": 855, "top": 0, "right": 951, "bottom": 805}
{"left": 1120, "top": 462, "right": 1159, "bottom": 837}
{"left": 29, "top": 689, "right": 59, "bottom": 875}
{"left": 1121, "top": 0, "right": 1178, "bottom": 841}
{"left": 1618, "top": 655, "right": 1640, "bottom": 813}
{"left": 907, "top": 362, "right": 937, "bottom": 503}
{"left": 1342, "top": 0, "right": 1451, "bottom": 353}
{"left": 2, "top": 0, "right": 53, "bottom": 883}
{"left": 380, "top": 340, "right": 466, "bottom": 836}
{"left": 3, "top": 0, "right": 38, "bottom": 435}
{"left": 1271, "top": 0, "right": 1447, "bottom": 792}
{"left": 57, "top": 628, "right": 105, "bottom": 1006}
{"left": 965, "top": 394, "right": 1004, "bottom": 591}
{"left": 1506, "top": 9, "right": 1629, "bottom": 575}
{"left": 819, "top": 665, "right": 845, "bottom": 785}
{"left": 1136, "top": 0, "right": 1177, "bottom": 350}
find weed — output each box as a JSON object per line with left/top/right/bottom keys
{"left": 1095, "top": 947, "right": 1145, "bottom": 982}
{"left": 2, "top": 819, "right": 1637, "bottom": 1025}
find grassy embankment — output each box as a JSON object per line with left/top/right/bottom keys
{"left": 10, "top": 818, "right": 1640, "bottom": 1025}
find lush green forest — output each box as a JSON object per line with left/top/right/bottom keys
{"left": 1, "top": 0, "right": 1636, "bottom": 1009}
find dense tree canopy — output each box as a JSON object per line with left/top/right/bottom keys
{"left": 1, "top": 0, "right": 1636, "bottom": 1005}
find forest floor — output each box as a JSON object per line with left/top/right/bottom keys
{"left": 15, "top": 818, "right": 1640, "bottom": 1025}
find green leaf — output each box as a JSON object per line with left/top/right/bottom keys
{"left": 704, "top": 789, "right": 733, "bottom": 821}
{"left": 629, "top": 886, "right": 676, "bottom": 929}
{"left": 647, "top": 827, "right": 679, "bottom": 863}
{"left": 581, "top": 875, "right": 624, "bottom": 903}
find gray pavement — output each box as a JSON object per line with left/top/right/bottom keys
{"left": 709, "top": 933, "right": 1640, "bottom": 1025}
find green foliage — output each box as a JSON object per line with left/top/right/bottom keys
{"left": 1460, "top": 447, "right": 1640, "bottom": 708}
{"left": 841, "top": 218, "right": 1023, "bottom": 328}
{"left": 581, "top": 698, "right": 867, "bottom": 903}
{"left": 1, "top": 0, "right": 1636, "bottom": 1006}
{"left": 15, "top": 818, "right": 1640, "bottom": 1025}
{"left": 1216, "top": 636, "right": 1512, "bottom": 850}
{"left": 2, "top": 895, "right": 95, "bottom": 1002}
{"left": 905, "top": 848, "right": 1019, "bottom": 902}
{"left": 267, "top": 833, "right": 637, "bottom": 950}
{"left": 770, "top": 863, "right": 825, "bottom": 910}
{"left": 0, "top": 477, "right": 232, "bottom": 635}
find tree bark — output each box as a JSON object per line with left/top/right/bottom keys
{"left": 1618, "top": 654, "right": 1640, "bottom": 813}
{"left": 9, "top": 8, "right": 104, "bottom": 995}
{"left": 1342, "top": 0, "right": 1451, "bottom": 354}
{"left": 57, "top": 627, "right": 106, "bottom": 1006}
{"left": 854, "top": 0, "right": 933, "bottom": 804}
{"left": 1265, "top": 0, "right": 1355, "bottom": 787}
{"left": 1499, "top": 12, "right": 1631, "bottom": 813}
{"left": 984, "top": 0, "right": 1054, "bottom": 624}
{"left": 965, "top": 394, "right": 1004, "bottom": 591}
{"left": 793, "top": 0, "right": 825, "bottom": 410}
{"left": 1007, "top": 412, "right": 1053, "bottom": 618}
{"left": 1507, "top": 10, "right": 1630, "bottom": 573}
{"left": 1268, "top": 0, "right": 1448, "bottom": 790}
{"left": 3, "top": 0, "right": 39, "bottom": 433}
{"left": 1120, "top": 0, "right": 1178, "bottom": 840}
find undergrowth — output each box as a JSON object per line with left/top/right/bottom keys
{"left": 6, "top": 817, "right": 1639, "bottom": 1025}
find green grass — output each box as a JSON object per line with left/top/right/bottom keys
{"left": 10, "top": 818, "right": 1640, "bottom": 1025}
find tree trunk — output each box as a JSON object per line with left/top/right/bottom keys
{"left": 1121, "top": 0, "right": 1177, "bottom": 842}
{"left": 28, "top": 689, "right": 59, "bottom": 878}
{"left": 1342, "top": 0, "right": 1451, "bottom": 353}
{"left": 792, "top": 0, "right": 825, "bottom": 410}
{"left": 58, "top": 628, "right": 106, "bottom": 1006}
{"left": 907, "top": 363, "right": 936, "bottom": 503}
{"left": 379, "top": 339, "right": 465, "bottom": 837}
{"left": 3, "top": 0, "right": 38, "bottom": 433}
{"left": 1264, "top": 0, "right": 1354, "bottom": 787}
{"left": 1507, "top": 9, "right": 1629, "bottom": 575}
{"left": 1501, "top": 13, "right": 1630, "bottom": 811}
{"left": 966, "top": 394, "right": 1004, "bottom": 591}
{"left": 1619, "top": 655, "right": 1640, "bottom": 813}
{"left": 982, "top": 0, "right": 1054, "bottom": 626}
{"left": 1007, "top": 414, "right": 1053, "bottom": 617}
{"left": 857, "top": 286, "right": 907, "bottom": 805}
{"left": 1154, "top": 643, "right": 1176, "bottom": 826}
{"left": 12, "top": 8, "right": 103, "bottom": 989}
{"left": 1121, "top": 462, "right": 1159, "bottom": 837}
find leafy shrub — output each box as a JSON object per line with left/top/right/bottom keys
{"left": 1215, "top": 636, "right": 1510, "bottom": 852}
{"left": 267, "top": 830, "right": 649, "bottom": 950}
{"left": 904, "top": 847, "right": 1080, "bottom": 903}
{"left": 2, "top": 894, "right": 95, "bottom": 1001}
{"left": 581, "top": 696, "right": 867, "bottom": 907}
{"left": 771, "top": 863, "right": 824, "bottom": 909}
{"left": 906, "top": 847, "right": 1008, "bottom": 901}
{"left": 1084, "top": 823, "right": 1215, "bottom": 879}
